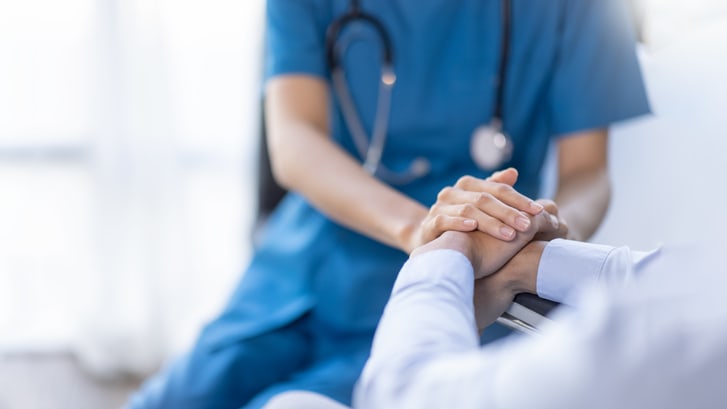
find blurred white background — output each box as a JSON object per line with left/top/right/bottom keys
{"left": 0, "top": 0, "right": 725, "bottom": 407}
{"left": 591, "top": 0, "right": 727, "bottom": 250}
{"left": 0, "top": 0, "right": 264, "bottom": 378}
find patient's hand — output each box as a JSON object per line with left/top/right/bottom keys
{"left": 411, "top": 208, "right": 556, "bottom": 331}
{"left": 413, "top": 230, "right": 550, "bottom": 331}
{"left": 532, "top": 199, "right": 569, "bottom": 242}
{"left": 467, "top": 208, "right": 558, "bottom": 279}
{"left": 472, "top": 241, "right": 547, "bottom": 331}
{"left": 412, "top": 209, "right": 558, "bottom": 280}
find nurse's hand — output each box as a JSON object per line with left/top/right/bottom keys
{"left": 412, "top": 210, "right": 559, "bottom": 280}
{"left": 532, "top": 199, "right": 570, "bottom": 242}
{"left": 466, "top": 208, "right": 559, "bottom": 279}
{"left": 409, "top": 168, "right": 544, "bottom": 251}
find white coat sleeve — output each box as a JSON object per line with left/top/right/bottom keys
{"left": 535, "top": 239, "right": 660, "bottom": 305}
{"left": 354, "top": 242, "right": 662, "bottom": 409}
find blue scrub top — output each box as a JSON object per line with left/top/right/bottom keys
{"left": 204, "top": 0, "right": 650, "bottom": 348}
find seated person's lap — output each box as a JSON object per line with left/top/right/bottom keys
{"left": 125, "top": 313, "right": 372, "bottom": 409}
{"left": 242, "top": 349, "right": 370, "bottom": 409}
{"left": 126, "top": 315, "right": 313, "bottom": 408}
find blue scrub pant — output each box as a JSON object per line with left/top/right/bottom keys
{"left": 124, "top": 313, "right": 372, "bottom": 409}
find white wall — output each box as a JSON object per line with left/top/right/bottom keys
{"left": 592, "top": 18, "right": 727, "bottom": 251}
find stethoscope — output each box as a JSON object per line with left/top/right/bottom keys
{"left": 326, "top": 0, "right": 514, "bottom": 184}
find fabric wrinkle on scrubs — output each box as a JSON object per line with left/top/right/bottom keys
{"left": 126, "top": 1, "right": 650, "bottom": 408}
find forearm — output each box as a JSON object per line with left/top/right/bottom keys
{"left": 272, "top": 121, "right": 426, "bottom": 251}
{"left": 554, "top": 166, "right": 611, "bottom": 241}
{"left": 355, "top": 249, "right": 482, "bottom": 409}
{"left": 266, "top": 77, "right": 427, "bottom": 253}
{"left": 354, "top": 239, "right": 660, "bottom": 409}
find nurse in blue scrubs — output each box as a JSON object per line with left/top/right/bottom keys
{"left": 127, "top": 0, "right": 650, "bottom": 408}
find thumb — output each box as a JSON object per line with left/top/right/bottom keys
{"left": 487, "top": 167, "right": 518, "bottom": 186}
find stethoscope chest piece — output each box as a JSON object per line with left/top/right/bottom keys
{"left": 470, "top": 120, "right": 513, "bottom": 171}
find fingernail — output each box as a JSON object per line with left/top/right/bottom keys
{"left": 530, "top": 201, "right": 544, "bottom": 213}
{"left": 515, "top": 216, "right": 531, "bottom": 231}
{"left": 463, "top": 219, "right": 477, "bottom": 228}
{"left": 500, "top": 226, "right": 515, "bottom": 239}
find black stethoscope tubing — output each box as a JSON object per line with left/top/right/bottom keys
{"left": 326, "top": 0, "right": 511, "bottom": 183}
{"left": 494, "top": 0, "right": 510, "bottom": 124}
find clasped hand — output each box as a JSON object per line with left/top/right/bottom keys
{"left": 411, "top": 168, "right": 568, "bottom": 330}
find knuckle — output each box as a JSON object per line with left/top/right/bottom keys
{"left": 476, "top": 192, "right": 493, "bottom": 206}
{"left": 437, "top": 186, "right": 454, "bottom": 201}
{"left": 539, "top": 199, "right": 558, "bottom": 213}
{"left": 456, "top": 175, "right": 474, "bottom": 187}
{"left": 458, "top": 204, "right": 475, "bottom": 217}
{"left": 494, "top": 183, "right": 511, "bottom": 195}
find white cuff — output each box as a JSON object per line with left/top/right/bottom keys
{"left": 394, "top": 249, "right": 475, "bottom": 301}
{"left": 536, "top": 239, "right": 615, "bottom": 303}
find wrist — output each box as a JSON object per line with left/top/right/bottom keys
{"left": 397, "top": 220, "right": 420, "bottom": 254}
{"left": 506, "top": 241, "right": 546, "bottom": 295}
{"left": 396, "top": 209, "right": 428, "bottom": 254}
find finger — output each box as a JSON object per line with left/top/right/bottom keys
{"left": 440, "top": 189, "right": 534, "bottom": 233}
{"left": 535, "top": 198, "right": 558, "bottom": 217}
{"left": 533, "top": 210, "right": 561, "bottom": 236}
{"left": 535, "top": 216, "right": 569, "bottom": 241}
{"left": 444, "top": 203, "right": 518, "bottom": 241}
{"left": 455, "top": 176, "right": 544, "bottom": 216}
{"left": 486, "top": 167, "right": 518, "bottom": 186}
{"left": 533, "top": 199, "right": 567, "bottom": 240}
{"left": 422, "top": 214, "right": 478, "bottom": 243}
